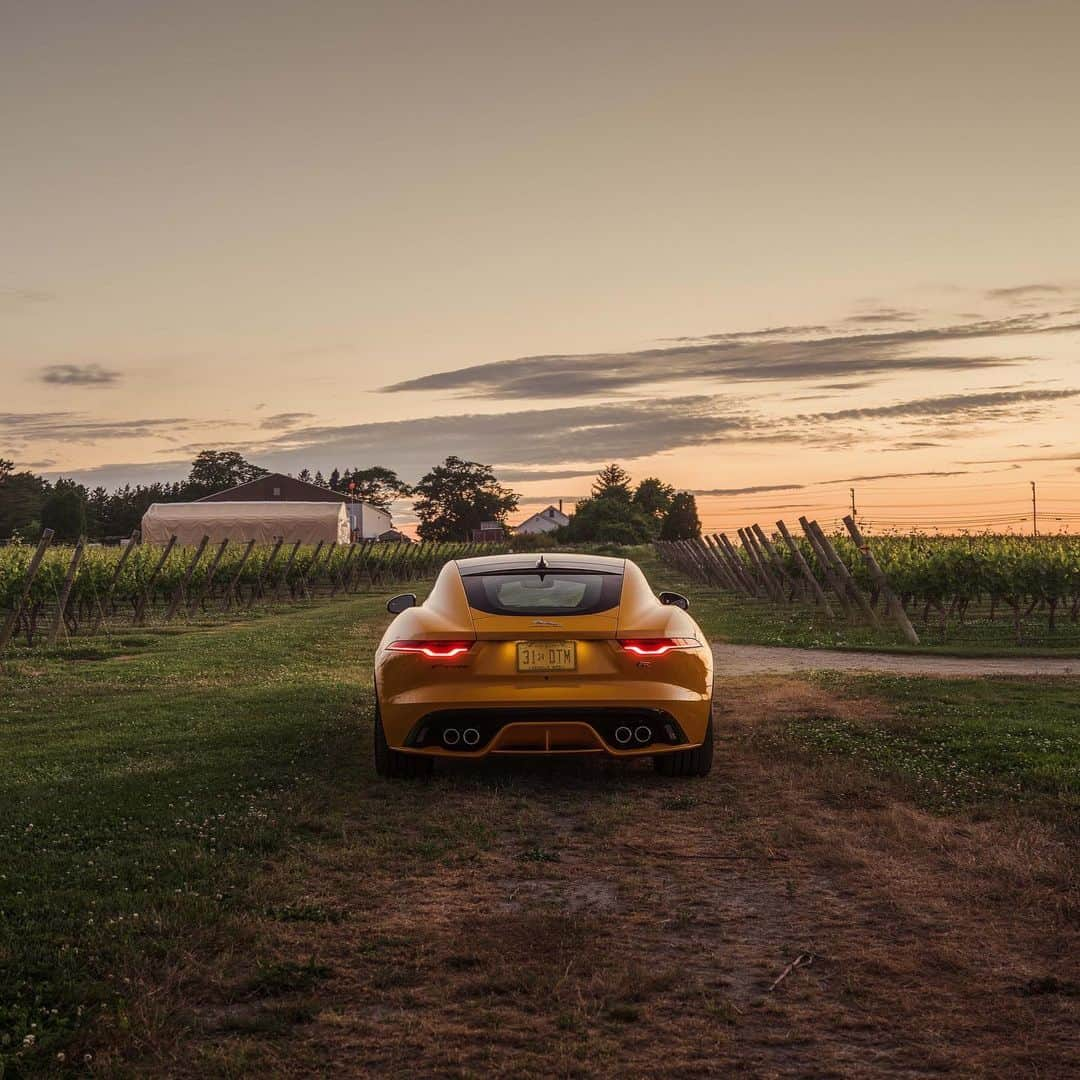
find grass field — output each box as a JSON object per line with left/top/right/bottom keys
{"left": 2, "top": 565, "right": 1077, "bottom": 1075}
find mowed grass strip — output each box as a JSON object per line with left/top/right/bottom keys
{"left": 0, "top": 596, "right": 388, "bottom": 1072}
{"left": 800, "top": 673, "right": 1080, "bottom": 822}
{"left": 725, "top": 670, "right": 1080, "bottom": 828}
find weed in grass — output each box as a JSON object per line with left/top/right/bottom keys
{"left": 660, "top": 793, "right": 698, "bottom": 811}
{"left": 239, "top": 959, "right": 331, "bottom": 1000}
{"left": 517, "top": 846, "right": 560, "bottom": 863}
{"left": 263, "top": 903, "right": 347, "bottom": 924}
{"left": 217, "top": 1001, "right": 317, "bottom": 1036}
{"left": 604, "top": 1003, "right": 640, "bottom": 1023}
{"left": 1017, "top": 976, "right": 1078, "bottom": 997}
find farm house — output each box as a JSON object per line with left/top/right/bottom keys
{"left": 140, "top": 501, "right": 350, "bottom": 545}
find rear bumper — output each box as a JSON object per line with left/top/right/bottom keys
{"left": 379, "top": 692, "right": 712, "bottom": 758}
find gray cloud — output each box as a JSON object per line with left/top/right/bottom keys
{"left": 800, "top": 388, "right": 1080, "bottom": 426}
{"left": 692, "top": 483, "right": 806, "bottom": 496}
{"left": 0, "top": 288, "right": 56, "bottom": 306}
{"left": 259, "top": 411, "right": 316, "bottom": 430}
{"left": 38, "top": 363, "right": 121, "bottom": 387}
{"left": 844, "top": 308, "right": 919, "bottom": 324}
{"left": 829, "top": 469, "right": 970, "bottom": 483}
{"left": 497, "top": 467, "right": 602, "bottom": 482}
{"left": 248, "top": 397, "right": 763, "bottom": 479}
{"left": 380, "top": 315, "right": 1080, "bottom": 400}
{"left": 44, "top": 459, "right": 193, "bottom": 488}
{"left": 45, "top": 385, "right": 1079, "bottom": 491}
{"left": 985, "top": 284, "right": 1064, "bottom": 301}
{"left": 881, "top": 441, "right": 945, "bottom": 451}
{"left": 1, "top": 411, "right": 190, "bottom": 443}
{"left": 662, "top": 324, "right": 831, "bottom": 343}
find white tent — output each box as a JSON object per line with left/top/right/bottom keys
{"left": 141, "top": 501, "right": 350, "bottom": 545}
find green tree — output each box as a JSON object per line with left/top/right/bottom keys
{"left": 186, "top": 451, "right": 267, "bottom": 497}
{"left": 591, "top": 463, "right": 633, "bottom": 501}
{"left": 633, "top": 477, "right": 676, "bottom": 519}
{"left": 660, "top": 492, "right": 701, "bottom": 540}
{"left": 41, "top": 480, "right": 87, "bottom": 541}
{"left": 561, "top": 495, "right": 657, "bottom": 544}
{"left": 328, "top": 468, "right": 342, "bottom": 491}
{"left": 0, "top": 467, "right": 49, "bottom": 539}
{"left": 413, "top": 456, "right": 519, "bottom": 541}
{"left": 343, "top": 466, "right": 413, "bottom": 513}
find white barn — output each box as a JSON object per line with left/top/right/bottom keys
{"left": 514, "top": 504, "right": 571, "bottom": 535}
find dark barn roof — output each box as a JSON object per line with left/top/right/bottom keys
{"left": 198, "top": 473, "right": 349, "bottom": 503}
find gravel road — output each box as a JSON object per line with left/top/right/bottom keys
{"left": 713, "top": 642, "right": 1080, "bottom": 677}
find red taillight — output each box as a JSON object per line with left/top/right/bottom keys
{"left": 617, "top": 637, "right": 697, "bottom": 657}
{"left": 388, "top": 640, "right": 473, "bottom": 659}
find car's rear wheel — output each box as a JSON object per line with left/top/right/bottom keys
{"left": 373, "top": 693, "right": 433, "bottom": 779}
{"left": 654, "top": 708, "right": 713, "bottom": 778}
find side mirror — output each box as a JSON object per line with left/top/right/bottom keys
{"left": 386, "top": 593, "right": 417, "bottom": 614}
{"left": 658, "top": 591, "right": 690, "bottom": 611}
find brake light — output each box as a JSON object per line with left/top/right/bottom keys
{"left": 618, "top": 637, "right": 698, "bottom": 657}
{"left": 388, "top": 640, "right": 473, "bottom": 659}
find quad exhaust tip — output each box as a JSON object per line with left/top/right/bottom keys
{"left": 443, "top": 728, "right": 461, "bottom": 746}
{"left": 462, "top": 727, "right": 480, "bottom": 746}
{"left": 633, "top": 725, "right": 652, "bottom": 745}
{"left": 614, "top": 725, "right": 633, "bottom": 746}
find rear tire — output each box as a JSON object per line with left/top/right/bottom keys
{"left": 373, "top": 694, "right": 433, "bottom": 780}
{"left": 654, "top": 709, "right": 713, "bottom": 778}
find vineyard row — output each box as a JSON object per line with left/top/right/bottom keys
{"left": 658, "top": 516, "right": 1080, "bottom": 644}
{"left": 0, "top": 532, "right": 489, "bottom": 651}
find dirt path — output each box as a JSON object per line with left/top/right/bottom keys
{"left": 171, "top": 678, "right": 1078, "bottom": 1078}
{"left": 714, "top": 641, "right": 1080, "bottom": 677}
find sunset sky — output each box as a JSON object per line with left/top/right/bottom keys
{"left": 4, "top": 1, "right": 1079, "bottom": 532}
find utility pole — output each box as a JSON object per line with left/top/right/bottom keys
{"left": 850, "top": 488, "right": 856, "bottom": 522}
{"left": 1031, "top": 481, "right": 1038, "bottom": 537}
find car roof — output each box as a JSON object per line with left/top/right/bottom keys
{"left": 455, "top": 552, "right": 626, "bottom": 575}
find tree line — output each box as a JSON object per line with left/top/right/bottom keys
{"left": 0, "top": 452, "right": 701, "bottom": 543}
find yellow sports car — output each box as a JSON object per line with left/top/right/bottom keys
{"left": 373, "top": 553, "right": 713, "bottom": 778}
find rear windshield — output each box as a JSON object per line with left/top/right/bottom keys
{"left": 462, "top": 571, "right": 623, "bottom": 617}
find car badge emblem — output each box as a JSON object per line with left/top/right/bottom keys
{"left": 532, "top": 619, "right": 561, "bottom": 627}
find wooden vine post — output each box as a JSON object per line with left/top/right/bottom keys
{"left": 47, "top": 537, "right": 86, "bottom": 646}
{"left": 776, "top": 520, "right": 834, "bottom": 617}
{"left": 702, "top": 536, "right": 740, "bottom": 591}
{"left": 349, "top": 538, "right": 375, "bottom": 591}
{"left": 164, "top": 536, "right": 210, "bottom": 622}
{"left": 808, "top": 520, "right": 881, "bottom": 629}
{"left": 331, "top": 542, "right": 358, "bottom": 596}
{"left": 135, "top": 535, "right": 177, "bottom": 625}
{"left": 797, "top": 517, "right": 854, "bottom": 618}
{"left": 0, "top": 529, "right": 55, "bottom": 653}
{"left": 277, "top": 540, "right": 304, "bottom": 600}
{"left": 740, "top": 528, "right": 783, "bottom": 603}
{"left": 842, "top": 515, "right": 920, "bottom": 645}
{"left": 298, "top": 541, "right": 325, "bottom": 599}
{"left": 191, "top": 538, "right": 230, "bottom": 613}
{"left": 751, "top": 524, "right": 795, "bottom": 603}
{"left": 223, "top": 539, "right": 257, "bottom": 609}
{"left": 251, "top": 537, "right": 284, "bottom": 607}
{"left": 718, "top": 533, "right": 758, "bottom": 596}
{"left": 95, "top": 529, "right": 140, "bottom": 629}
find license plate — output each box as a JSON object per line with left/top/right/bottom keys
{"left": 516, "top": 640, "right": 576, "bottom": 672}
